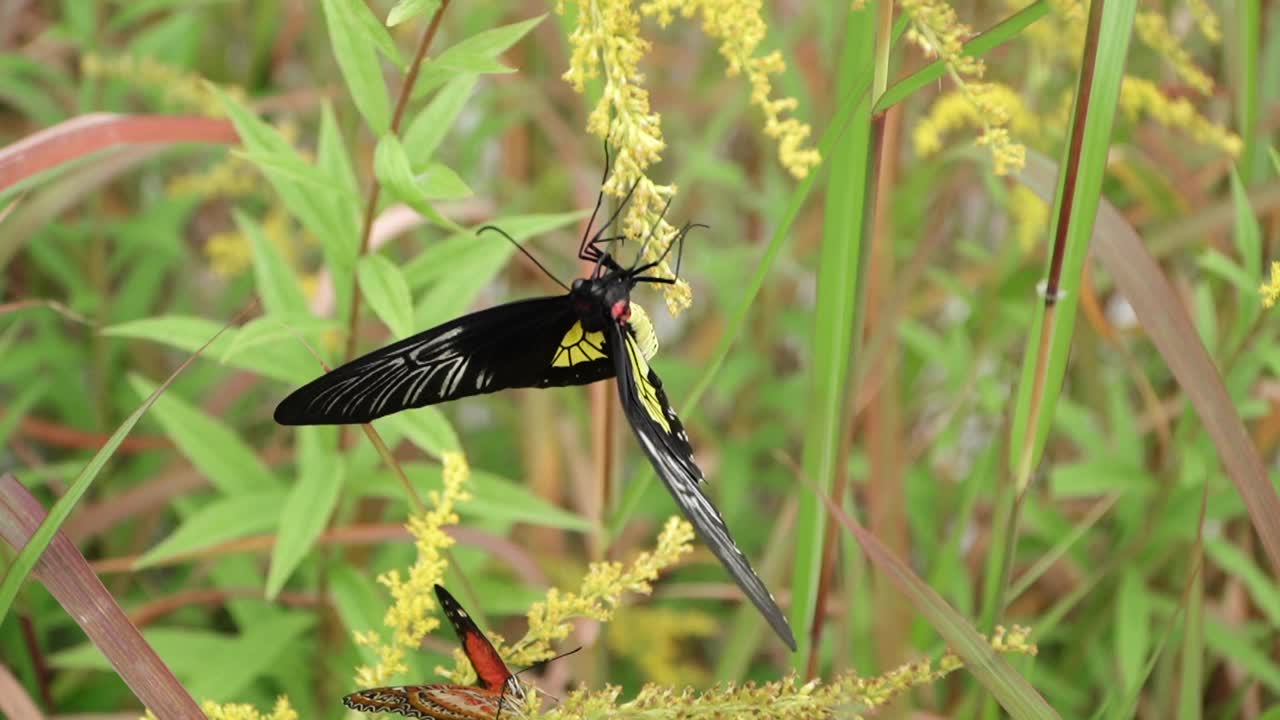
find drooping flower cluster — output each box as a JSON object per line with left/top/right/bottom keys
{"left": 1260, "top": 261, "right": 1280, "bottom": 309}
{"left": 441, "top": 516, "right": 697, "bottom": 682}
{"left": 353, "top": 451, "right": 473, "bottom": 688}
{"left": 901, "top": 0, "right": 1026, "bottom": 175}
{"left": 558, "top": 0, "right": 820, "bottom": 314}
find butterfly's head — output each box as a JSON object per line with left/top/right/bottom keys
{"left": 503, "top": 676, "right": 526, "bottom": 701}
{"left": 602, "top": 279, "right": 633, "bottom": 325}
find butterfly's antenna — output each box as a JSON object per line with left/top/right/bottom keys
{"left": 477, "top": 225, "right": 571, "bottom": 292}
{"left": 672, "top": 222, "right": 705, "bottom": 278}
{"left": 629, "top": 195, "right": 674, "bottom": 273}
{"left": 513, "top": 646, "right": 583, "bottom": 678}
{"left": 634, "top": 221, "right": 705, "bottom": 280}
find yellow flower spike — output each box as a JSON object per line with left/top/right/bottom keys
{"left": 903, "top": 0, "right": 1028, "bottom": 175}
{"left": 355, "top": 452, "right": 473, "bottom": 688}
{"left": 1008, "top": 184, "right": 1050, "bottom": 253}
{"left": 81, "top": 53, "right": 243, "bottom": 117}
{"left": 168, "top": 155, "right": 261, "bottom": 200}
{"left": 607, "top": 605, "right": 719, "bottom": 685}
{"left": 1134, "top": 11, "right": 1214, "bottom": 96}
{"left": 1185, "top": 0, "right": 1222, "bottom": 43}
{"left": 204, "top": 230, "right": 253, "bottom": 278}
{"left": 1260, "top": 261, "right": 1280, "bottom": 309}
{"left": 440, "top": 516, "right": 695, "bottom": 683}
{"left": 1119, "top": 77, "right": 1243, "bottom": 156}
{"left": 540, "top": 627, "right": 1036, "bottom": 718}
{"left": 913, "top": 83, "right": 1036, "bottom": 173}
{"left": 192, "top": 698, "right": 297, "bottom": 720}
{"left": 560, "top": 0, "right": 820, "bottom": 313}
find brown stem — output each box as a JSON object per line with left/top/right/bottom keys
{"left": 4, "top": 411, "right": 171, "bottom": 453}
{"left": 343, "top": 0, "right": 452, "bottom": 363}
{"left": 18, "top": 613, "right": 55, "bottom": 711}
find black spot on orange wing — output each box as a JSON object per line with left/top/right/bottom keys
{"left": 433, "top": 585, "right": 513, "bottom": 694}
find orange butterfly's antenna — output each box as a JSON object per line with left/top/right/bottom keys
{"left": 514, "top": 645, "right": 583, "bottom": 677}
{"left": 476, "top": 225, "right": 571, "bottom": 292}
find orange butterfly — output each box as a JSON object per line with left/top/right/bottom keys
{"left": 344, "top": 585, "right": 524, "bottom": 719}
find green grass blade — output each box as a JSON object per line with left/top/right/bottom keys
{"left": 1021, "top": 150, "right": 1280, "bottom": 577}
{"left": 791, "top": 3, "right": 875, "bottom": 668}
{"left": 1008, "top": 0, "right": 1138, "bottom": 486}
{"left": 819, "top": 489, "right": 1061, "bottom": 719}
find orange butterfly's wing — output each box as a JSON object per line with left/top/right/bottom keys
{"left": 343, "top": 685, "right": 506, "bottom": 719}
{"left": 433, "top": 584, "right": 514, "bottom": 694}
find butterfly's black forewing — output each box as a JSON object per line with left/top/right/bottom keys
{"left": 275, "top": 296, "right": 615, "bottom": 425}
{"left": 606, "top": 322, "right": 797, "bottom": 650}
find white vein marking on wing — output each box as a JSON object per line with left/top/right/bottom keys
{"left": 305, "top": 329, "right": 473, "bottom": 419}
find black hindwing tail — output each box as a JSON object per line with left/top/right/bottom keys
{"left": 606, "top": 322, "right": 797, "bottom": 650}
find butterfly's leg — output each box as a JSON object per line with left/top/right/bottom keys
{"left": 586, "top": 179, "right": 640, "bottom": 275}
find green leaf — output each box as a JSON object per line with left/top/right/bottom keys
{"left": 1228, "top": 169, "right": 1262, "bottom": 281}
{"left": 219, "top": 314, "right": 337, "bottom": 365}
{"left": 388, "top": 0, "right": 441, "bottom": 27}
{"left": 1197, "top": 249, "right": 1255, "bottom": 293}
{"left": 318, "top": 102, "right": 360, "bottom": 202}
{"left": 53, "top": 618, "right": 315, "bottom": 701}
{"left": 232, "top": 150, "right": 349, "bottom": 196}
{"left": 105, "top": 315, "right": 318, "bottom": 384}
{"left": 52, "top": 628, "right": 231, "bottom": 672}
{"left": 405, "top": 211, "right": 586, "bottom": 329}
{"left": 321, "top": 0, "right": 391, "bottom": 134}
{"left": 128, "top": 375, "right": 278, "bottom": 495}
{"left": 374, "top": 134, "right": 461, "bottom": 231}
{"left": 412, "top": 15, "right": 546, "bottom": 97}
{"left": 329, "top": 565, "right": 386, "bottom": 667}
{"left": 1204, "top": 617, "right": 1280, "bottom": 693}
{"left": 238, "top": 210, "right": 308, "bottom": 316}
{"left": 0, "top": 379, "right": 49, "bottom": 448}
{"left": 354, "top": 0, "right": 404, "bottom": 65}
{"left": 218, "top": 90, "right": 357, "bottom": 268}
{"left": 403, "top": 211, "right": 585, "bottom": 290}
{"left": 359, "top": 463, "right": 592, "bottom": 531}
{"left": 404, "top": 75, "right": 477, "bottom": 170}
{"left": 1205, "top": 538, "right": 1280, "bottom": 626}
{"left": 136, "top": 490, "right": 287, "bottom": 568}
{"left": 1114, "top": 571, "right": 1149, "bottom": 693}
{"left": 418, "top": 163, "right": 473, "bottom": 200}
{"left": 266, "top": 458, "right": 344, "bottom": 599}
{"left": 357, "top": 253, "right": 415, "bottom": 338}
{"left": 386, "top": 408, "right": 460, "bottom": 457}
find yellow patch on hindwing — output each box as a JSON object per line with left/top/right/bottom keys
{"left": 552, "top": 321, "right": 608, "bottom": 367}
{"left": 625, "top": 332, "right": 671, "bottom": 433}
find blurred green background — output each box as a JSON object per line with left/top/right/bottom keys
{"left": 1, "top": 0, "right": 1278, "bottom": 718}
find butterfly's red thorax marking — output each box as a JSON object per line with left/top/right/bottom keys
{"left": 611, "top": 300, "right": 630, "bottom": 323}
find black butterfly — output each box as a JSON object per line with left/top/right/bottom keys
{"left": 274, "top": 167, "right": 796, "bottom": 651}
